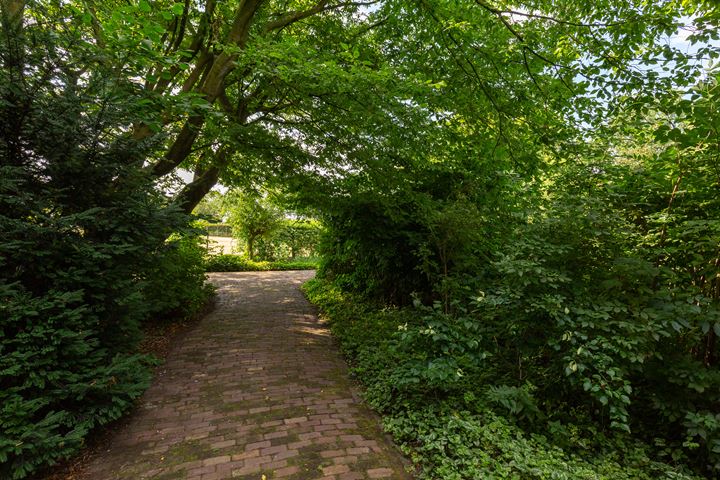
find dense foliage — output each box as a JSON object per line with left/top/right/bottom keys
{"left": 0, "top": 4, "right": 211, "bottom": 478}
{"left": 301, "top": 111, "right": 720, "bottom": 476}
{"left": 294, "top": 3, "right": 720, "bottom": 477}
{"left": 304, "top": 280, "right": 703, "bottom": 479}
{"left": 300, "top": 97, "right": 720, "bottom": 479}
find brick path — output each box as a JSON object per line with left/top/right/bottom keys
{"left": 82, "top": 271, "right": 411, "bottom": 480}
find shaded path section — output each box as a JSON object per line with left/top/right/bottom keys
{"left": 82, "top": 271, "right": 410, "bottom": 480}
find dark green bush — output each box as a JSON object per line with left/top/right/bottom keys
{"left": 0, "top": 163, "right": 175, "bottom": 478}
{"left": 0, "top": 13, "right": 210, "bottom": 478}
{"left": 143, "top": 232, "right": 215, "bottom": 320}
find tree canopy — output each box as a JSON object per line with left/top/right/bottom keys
{"left": 10, "top": 0, "right": 718, "bottom": 206}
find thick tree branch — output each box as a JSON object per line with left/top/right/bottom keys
{"left": 228, "top": 0, "right": 264, "bottom": 44}
{"left": 176, "top": 164, "right": 221, "bottom": 213}
{"left": 175, "top": 148, "right": 231, "bottom": 213}
{"left": 181, "top": 52, "right": 214, "bottom": 93}
{"left": 148, "top": 0, "right": 263, "bottom": 177}
{"left": 152, "top": 115, "right": 205, "bottom": 177}
{"left": 264, "top": 0, "right": 329, "bottom": 32}
{"left": 263, "top": 0, "right": 379, "bottom": 33}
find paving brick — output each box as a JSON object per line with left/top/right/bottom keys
{"left": 264, "top": 430, "right": 288, "bottom": 440}
{"left": 245, "top": 440, "right": 271, "bottom": 451}
{"left": 260, "top": 444, "right": 287, "bottom": 456}
{"left": 274, "top": 465, "right": 300, "bottom": 477}
{"left": 283, "top": 416, "right": 308, "bottom": 424}
{"left": 263, "top": 459, "right": 288, "bottom": 470}
{"left": 76, "top": 272, "right": 411, "bottom": 480}
{"left": 367, "top": 467, "right": 395, "bottom": 478}
{"left": 231, "top": 449, "right": 260, "bottom": 461}
{"left": 273, "top": 449, "right": 298, "bottom": 461}
{"left": 202, "top": 455, "right": 231, "bottom": 467}
{"left": 347, "top": 446, "right": 370, "bottom": 455}
{"left": 323, "top": 464, "right": 351, "bottom": 475}
{"left": 319, "top": 449, "right": 345, "bottom": 458}
{"left": 338, "top": 472, "right": 365, "bottom": 480}
{"left": 210, "top": 439, "right": 236, "bottom": 449}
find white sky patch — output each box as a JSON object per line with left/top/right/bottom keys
{"left": 507, "top": 6, "right": 535, "bottom": 24}
{"left": 666, "top": 16, "right": 719, "bottom": 63}
{"left": 177, "top": 168, "right": 194, "bottom": 184}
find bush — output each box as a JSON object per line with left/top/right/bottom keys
{"left": 303, "top": 145, "right": 720, "bottom": 476}
{"left": 0, "top": 14, "right": 210, "bottom": 478}
{"left": 255, "top": 219, "right": 323, "bottom": 261}
{"left": 312, "top": 165, "right": 501, "bottom": 305}
{"left": 303, "top": 278, "right": 702, "bottom": 480}
{"left": 143, "top": 231, "right": 215, "bottom": 320}
{"left": 205, "top": 254, "right": 319, "bottom": 272}
{"left": 385, "top": 405, "right": 697, "bottom": 480}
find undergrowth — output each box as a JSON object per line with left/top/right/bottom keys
{"left": 303, "top": 278, "right": 702, "bottom": 480}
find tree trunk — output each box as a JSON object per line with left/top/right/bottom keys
{"left": 247, "top": 236, "right": 255, "bottom": 259}
{"left": 175, "top": 165, "right": 220, "bottom": 214}
{"left": 149, "top": 0, "right": 264, "bottom": 180}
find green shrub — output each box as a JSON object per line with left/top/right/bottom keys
{"left": 0, "top": 16, "right": 207, "bottom": 478}
{"left": 385, "top": 405, "right": 698, "bottom": 480}
{"left": 143, "top": 232, "right": 215, "bottom": 320}
{"left": 205, "top": 254, "right": 319, "bottom": 272}
{"left": 255, "top": 219, "right": 323, "bottom": 261}
{"left": 303, "top": 278, "right": 702, "bottom": 480}
{"left": 0, "top": 162, "right": 174, "bottom": 478}
{"left": 312, "top": 166, "right": 502, "bottom": 305}
{"left": 303, "top": 144, "right": 720, "bottom": 476}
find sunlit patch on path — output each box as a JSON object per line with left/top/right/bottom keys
{"left": 81, "top": 271, "right": 410, "bottom": 480}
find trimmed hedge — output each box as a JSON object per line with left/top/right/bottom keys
{"left": 205, "top": 255, "right": 319, "bottom": 272}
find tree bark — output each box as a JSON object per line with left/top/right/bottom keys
{"left": 175, "top": 165, "right": 221, "bottom": 214}
{"left": 174, "top": 148, "right": 231, "bottom": 213}
{"left": 149, "top": 0, "right": 264, "bottom": 180}
{"left": 0, "top": 0, "right": 24, "bottom": 29}
{"left": 247, "top": 235, "right": 255, "bottom": 259}
{"left": 152, "top": 115, "right": 206, "bottom": 177}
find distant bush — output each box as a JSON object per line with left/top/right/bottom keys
{"left": 255, "top": 219, "right": 323, "bottom": 261}
{"left": 143, "top": 232, "right": 215, "bottom": 320}
{"left": 205, "top": 254, "right": 319, "bottom": 272}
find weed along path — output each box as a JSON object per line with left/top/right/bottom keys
{"left": 81, "top": 271, "right": 410, "bottom": 480}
